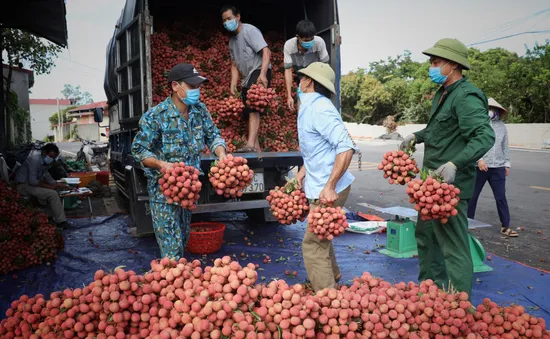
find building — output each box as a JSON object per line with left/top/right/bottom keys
{"left": 29, "top": 98, "right": 74, "bottom": 141}
{"left": 2, "top": 64, "right": 34, "bottom": 147}
{"left": 67, "top": 102, "right": 109, "bottom": 142}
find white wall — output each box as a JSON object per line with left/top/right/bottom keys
{"left": 30, "top": 103, "right": 72, "bottom": 140}
{"left": 344, "top": 123, "right": 550, "bottom": 149}
{"left": 76, "top": 116, "right": 110, "bottom": 142}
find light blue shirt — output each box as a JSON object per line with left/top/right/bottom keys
{"left": 297, "top": 92, "right": 357, "bottom": 199}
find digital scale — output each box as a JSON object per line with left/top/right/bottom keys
{"left": 358, "top": 203, "right": 493, "bottom": 273}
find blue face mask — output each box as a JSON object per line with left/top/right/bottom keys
{"left": 428, "top": 63, "right": 449, "bottom": 85}
{"left": 182, "top": 88, "right": 200, "bottom": 106}
{"left": 224, "top": 19, "right": 238, "bottom": 32}
{"left": 297, "top": 86, "right": 303, "bottom": 99}
{"left": 44, "top": 156, "right": 54, "bottom": 165}
{"left": 300, "top": 39, "right": 314, "bottom": 50}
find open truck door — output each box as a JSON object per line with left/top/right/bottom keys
{"left": 302, "top": 0, "right": 341, "bottom": 110}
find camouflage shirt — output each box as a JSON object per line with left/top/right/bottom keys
{"left": 132, "top": 96, "right": 226, "bottom": 203}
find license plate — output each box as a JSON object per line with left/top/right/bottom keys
{"left": 243, "top": 173, "right": 265, "bottom": 194}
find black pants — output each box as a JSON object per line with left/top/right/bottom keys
{"left": 467, "top": 167, "right": 511, "bottom": 228}
{"left": 241, "top": 68, "right": 272, "bottom": 120}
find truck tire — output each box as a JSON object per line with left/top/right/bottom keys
{"left": 245, "top": 208, "right": 273, "bottom": 225}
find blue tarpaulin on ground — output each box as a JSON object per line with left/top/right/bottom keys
{"left": 1, "top": 214, "right": 549, "bottom": 322}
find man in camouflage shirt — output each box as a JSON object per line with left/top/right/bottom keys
{"left": 132, "top": 64, "right": 227, "bottom": 259}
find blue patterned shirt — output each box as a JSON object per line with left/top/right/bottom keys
{"left": 132, "top": 96, "right": 226, "bottom": 203}
{"left": 298, "top": 92, "right": 357, "bottom": 199}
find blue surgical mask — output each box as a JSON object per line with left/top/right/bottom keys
{"left": 428, "top": 63, "right": 449, "bottom": 85}
{"left": 44, "top": 156, "right": 54, "bottom": 165}
{"left": 224, "top": 19, "right": 238, "bottom": 32}
{"left": 301, "top": 39, "right": 314, "bottom": 50}
{"left": 182, "top": 88, "right": 200, "bottom": 106}
{"left": 297, "top": 86, "right": 303, "bottom": 99}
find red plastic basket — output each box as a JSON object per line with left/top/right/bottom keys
{"left": 186, "top": 222, "right": 226, "bottom": 254}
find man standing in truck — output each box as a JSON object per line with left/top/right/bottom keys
{"left": 400, "top": 38, "right": 495, "bottom": 297}
{"left": 284, "top": 20, "right": 330, "bottom": 111}
{"left": 294, "top": 62, "right": 357, "bottom": 292}
{"left": 132, "top": 64, "right": 227, "bottom": 260}
{"left": 221, "top": 5, "right": 272, "bottom": 153}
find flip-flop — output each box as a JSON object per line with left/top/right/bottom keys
{"left": 235, "top": 146, "right": 257, "bottom": 153}
{"left": 501, "top": 227, "right": 519, "bottom": 237}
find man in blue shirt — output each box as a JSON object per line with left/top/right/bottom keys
{"left": 15, "top": 143, "right": 73, "bottom": 230}
{"left": 132, "top": 64, "right": 227, "bottom": 260}
{"left": 294, "top": 62, "right": 357, "bottom": 291}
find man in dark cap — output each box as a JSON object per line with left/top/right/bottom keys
{"left": 400, "top": 38, "right": 495, "bottom": 297}
{"left": 132, "top": 64, "right": 227, "bottom": 259}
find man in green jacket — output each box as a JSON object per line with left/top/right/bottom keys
{"left": 400, "top": 38, "right": 495, "bottom": 297}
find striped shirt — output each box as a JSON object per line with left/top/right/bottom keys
{"left": 478, "top": 118, "right": 511, "bottom": 168}
{"left": 283, "top": 36, "right": 329, "bottom": 73}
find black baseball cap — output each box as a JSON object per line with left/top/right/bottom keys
{"left": 167, "top": 64, "right": 208, "bottom": 85}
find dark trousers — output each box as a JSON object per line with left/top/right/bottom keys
{"left": 467, "top": 167, "right": 510, "bottom": 228}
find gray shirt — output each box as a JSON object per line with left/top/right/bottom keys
{"left": 283, "top": 36, "right": 329, "bottom": 72}
{"left": 478, "top": 118, "right": 511, "bottom": 168}
{"left": 229, "top": 23, "right": 270, "bottom": 87}
{"left": 15, "top": 150, "right": 56, "bottom": 186}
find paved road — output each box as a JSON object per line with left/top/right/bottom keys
{"left": 343, "top": 140, "right": 550, "bottom": 271}
{"left": 56, "top": 142, "right": 82, "bottom": 157}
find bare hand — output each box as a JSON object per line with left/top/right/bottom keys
{"left": 257, "top": 73, "right": 268, "bottom": 88}
{"left": 505, "top": 167, "right": 510, "bottom": 176}
{"left": 158, "top": 161, "right": 174, "bottom": 171}
{"left": 295, "top": 173, "right": 305, "bottom": 190}
{"left": 478, "top": 160, "right": 488, "bottom": 172}
{"left": 218, "top": 152, "right": 227, "bottom": 162}
{"left": 230, "top": 84, "right": 238, "bottom": 96}
{"left": 287, "top": 97, "right": 295, "bottom": 111}
{"left": 319, "top": 186, "right": 338, "bottom": 205}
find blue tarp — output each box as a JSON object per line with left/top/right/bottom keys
{"left": 1, "top": 214, "right": 549, "bottom": 322}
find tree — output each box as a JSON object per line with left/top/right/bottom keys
{"left": 340, "top": 40, "right": 550, "bottom": 124}
{"left": 1, "top": 28, "right": 62, "bottom": 146}
{"left": 49, "top": 106, "right": 77, "bottom": 129}
{"left": 355, "top": 75, "right": 392, "bottom": 124}
{"left": 61, "top": 84, "right": 94, "bottom": 105}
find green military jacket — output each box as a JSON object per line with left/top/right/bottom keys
{"left": 414, "top": 77, "right": 495, "bottom": 199}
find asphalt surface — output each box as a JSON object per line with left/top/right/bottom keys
{"left": 345, "top": 140, "right": 550, "bottom": 271}
{"left": 56, "top": 142, "right": 83, "bottom": 157}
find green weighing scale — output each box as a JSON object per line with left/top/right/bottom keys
{"left": 358, "top": 203, "right": 493, "bottom": 273}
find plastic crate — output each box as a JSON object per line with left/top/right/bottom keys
{"left": 186, "top": 222, "right": 226, "bottom": 254}
{"left": 96, "top": 171, "right": 110, "bottom": 186}
{"left": 69, "top": 172, "right": 97, "bottom": 188}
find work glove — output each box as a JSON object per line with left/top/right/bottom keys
{"left": 435, "top": 162, "right": 457, "bottom": 184}
{"left": 399, "top": 134, "right": 416, "bottom": 151}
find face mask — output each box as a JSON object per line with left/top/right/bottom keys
{"left": 224, "top": 19, "right": 238, "bottom": 32}
{"left": 489, "top": 109, "right": 499, "bottom": 120}
{"left": 428, "top": 63, "right": 449, "bottom": 85}
{"left": 182, "top": 88, "right": 200, "bottom": 106}
{"left": 44, "top": 156, "right": 54, "bottom": 165}
{"left": 300, "top": 39, "right": 314, "bottom": 50}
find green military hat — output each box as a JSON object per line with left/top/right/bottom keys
{"left": 423, "top": 38, "right": 471, "bottom": 70}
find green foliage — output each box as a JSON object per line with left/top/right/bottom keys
{"left": 6, "top": 90, "right": 32, "bottom": 144}
{"left": 341, "top": 40, "right": 550, "bottom": 124}
{"left": 1, "top": 28, "right": 62, "bottom": 75}
{"left": 49, "top": 106, "right": 77, "bottom": 129}
{"left": 61, "top": 84, "right": 94, "bottom": 105}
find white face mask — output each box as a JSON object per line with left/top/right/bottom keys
{"left": 489, "top": 109, "right": 499, "bottom": 120}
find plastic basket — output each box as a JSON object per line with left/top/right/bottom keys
{"left": 69, "top": 172, "right": 97, "bottom": 188}
{"left": 186, "top": 222, "right": 226, "bottom": 254}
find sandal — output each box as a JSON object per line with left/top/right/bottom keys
{"left": 501, "top": 227, "right": 519, "bottom": 237}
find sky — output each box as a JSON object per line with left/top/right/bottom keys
{"left": 27, "top": 0, "right": 550, "bottom": 102}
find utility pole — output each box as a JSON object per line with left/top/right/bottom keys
{"left": 57, "top": 98, "right": 61, "bottom": 142}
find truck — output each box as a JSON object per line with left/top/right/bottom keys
{"left": 103, "top": 0, "right": 342, "bottom": 236}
